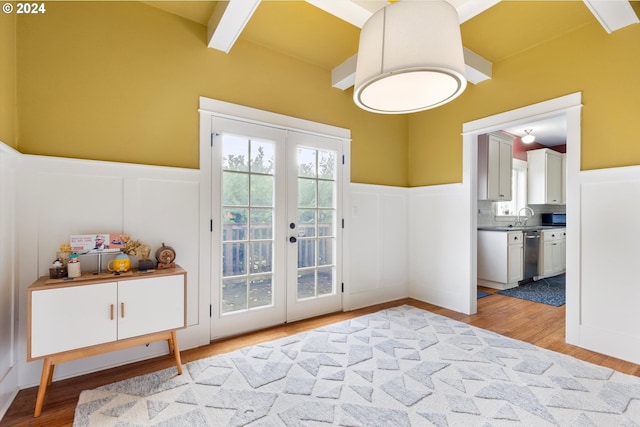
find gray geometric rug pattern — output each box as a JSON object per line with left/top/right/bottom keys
{"left": 73, "top": 305, "right": 640, "bottom": 426}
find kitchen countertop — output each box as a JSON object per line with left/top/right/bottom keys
{"left": 478, "top": 225, "right": 565, "bottom": 232}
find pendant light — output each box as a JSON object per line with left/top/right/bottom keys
{"left": 522, "top": 129, "right": 536, "bottom": 143}
{"left": 353, "top": 1, "right": 467, "bottom": 114}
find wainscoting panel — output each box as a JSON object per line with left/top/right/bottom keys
{"left": 409, "top": 183, "right": 473, "bottom": 314}
{"left": 131, "top": 178, "right": 200, "bottom": 326}
{"left": 347, "top": 184, "right": 409, "bottom": 310}
{"left": 0, "top": 143, "right": 19, "bottom": 419}
{"left": 579, "top": 166, "right": 640, "bottom": 364}
{"left": 36, "top": 173, "right": 124, "bottom": 275}
{"left": 16, "top": 155, "right": 204, "bottom": 388}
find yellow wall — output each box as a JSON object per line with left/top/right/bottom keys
{"left": 409, "top": 13, "right": 640, "bottom": 186}
{"left": 15, "top": 2, "right": 640, "bottom": 188}
{"left": 16, "top": 2, "right": 408, "bottom": 186}
{"left": 0, "top": 11, "right": 17, "bottom": 147}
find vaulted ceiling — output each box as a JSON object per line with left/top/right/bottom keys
{"left": 146, "top": 1, "right": 639, "bottom": 71}
{"left": 144, "top": 0, "right": 639, "bottom": 144}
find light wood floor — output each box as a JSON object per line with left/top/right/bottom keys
{"left": 4, "top": 290, "right": 640, "bottom": 426}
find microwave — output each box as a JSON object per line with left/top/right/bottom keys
{"left": 541, "top": 212, "right": 566, "bottom": 226}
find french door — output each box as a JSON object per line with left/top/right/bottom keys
{"left": 210, "top": 117, "right": 344, "bottom": 339}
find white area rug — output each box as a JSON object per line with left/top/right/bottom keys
{"left": 73, "top": 305, "right": 640, "bottom": 426}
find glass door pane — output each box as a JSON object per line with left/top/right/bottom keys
{"left": 221, "top": 135, "right": 275, "bottom": 313}
{"left": 296, "top": 147, "right": 336, "bottom": 299}
{"left": 287, "top": 132, "right": 342, "bottom": 321}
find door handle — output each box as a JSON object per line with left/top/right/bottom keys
{"left": 289, "top": 236, "right": 297, "bottom": 243}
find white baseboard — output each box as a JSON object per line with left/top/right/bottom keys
{"left": 344, "top": 284, "right": 409, "bottom": 311}
{"left": 0, "top": 366, "right": 18, "bottom": 421}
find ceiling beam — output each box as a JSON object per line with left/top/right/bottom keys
{"left": 207, "top": 0, "right": 261, "bottom": 53}
{"left": 304, "top": 0, "right": 374, "bottom": 27}
{"left": 452, "top": 0, "right": 501, "bottom": 23}
{"left": 307, "top": 0, "right": 501, "bottom": 27}
{"left": 331, "top": 48, "right": 493, "bottom": 90}
{"left": 583, "top": 0, "right": 639, "bottom": 34}
{"left": 331, "top": 54, "right": 358, "bottom": 90}
{"left": 463, "top": 47, "right": 492, "bottom": 84}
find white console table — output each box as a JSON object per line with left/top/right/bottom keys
{"left": 27, "top": 266, "right": 187, "bottom": 417}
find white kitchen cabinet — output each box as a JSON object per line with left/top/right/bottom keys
{"left": 539, "top": 229, "right": 566, "bottom": 278}
{"left": 562, "top": 154, "right": 567, "bottom": 204}
{"left": 478, "top": 132, "right": 514, "bottom": 201}
{"left": 478, "top": 230, "right": 523, "bottom": 289}
{"left": 27, "top": 267, "right": 186, "bottom": 416}
{"left": 527, "top": 148, "right": 564, "bottom": 204}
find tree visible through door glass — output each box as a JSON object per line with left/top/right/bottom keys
{"left": 221, "top": 134, "right": 276, "bottom": 314}
{"left": 296, "top": 147, "right": 337, "bottom": 300}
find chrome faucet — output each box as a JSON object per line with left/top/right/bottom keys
{"left": 517, "top": 206, "right": 535, "bottom": 226}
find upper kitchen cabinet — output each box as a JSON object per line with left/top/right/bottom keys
{"left": 527, "top": 148, "right": 564, "bottom": 204}
{"left": 478, "top": 132, "right": 514, "bottom": 201}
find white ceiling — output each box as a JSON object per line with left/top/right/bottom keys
{"left": 503, "top": 116, "right": 568, "bottom": 147}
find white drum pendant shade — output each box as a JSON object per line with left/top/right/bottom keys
{"left": 353, "top": 1, "right": 467, "bottom": 114}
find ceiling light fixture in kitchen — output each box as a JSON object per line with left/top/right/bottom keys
{"left": 522, "top": 129, "right": 536, "bottom": 144}
{"left": 353, "top": 1, "right": 467, "bottom": 114}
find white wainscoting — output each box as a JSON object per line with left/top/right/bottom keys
{"left": 578, "top": 165, "right": 640, "bottom": 364}
{"left": 408, "top": 183, "right": 473, "bottom": 314}
{"left": 5, "top": 149, "right": 640, "bottom": 411}
{"left": 16, "top": 155, "right": 208, "bottom": 388}
{"left": 0, "top": 143, "right": 19, "bottom": 419}
{"left": 346, "top": 184, "right": 409, "bottom": 310}
{"left": 347, "top": 182, "right": 474, "bottom": 314}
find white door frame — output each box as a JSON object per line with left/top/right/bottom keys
{"left": 199, "top": 97, "right": 351, "bottom": 339}
{"left": 462, "top": 92, "right": 582, "bottom": 344}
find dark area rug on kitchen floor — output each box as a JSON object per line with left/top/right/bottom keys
{"left": 497, "top": 274, "right": 565, "bottom": 306}
{"left": 477, "top": 290, "right": 491, "bottom": 299}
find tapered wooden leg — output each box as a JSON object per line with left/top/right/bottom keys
{"left": 34, "top": 358, "right": 53, "bottom": 417}
{"left": 47, "top": 363, "right": 55, "bottom": 386}
{"left": 170, "top": 331, "right": 183, "bottom": 375}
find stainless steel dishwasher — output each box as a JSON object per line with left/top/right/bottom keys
{"left": 521, "top": 230, "right": 540, "bottom": 284}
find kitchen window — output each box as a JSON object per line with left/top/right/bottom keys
{"left": 496, "top": 159, "right": 527, "bottom": 216}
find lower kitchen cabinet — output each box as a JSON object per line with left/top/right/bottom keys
{"left": 27, "top": 267, "right": 186, "bottom": 417}
{"left": 478, "top": 230, "right": 523, "bottom": 289}
{"left": 539, "top": 228, "right": 566, "bottom": 278}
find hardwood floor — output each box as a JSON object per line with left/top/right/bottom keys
{"left": 3, "top": 291, "right": 640, "bottom": 426}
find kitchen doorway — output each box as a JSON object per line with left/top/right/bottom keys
{"left": 476, "top": 118, "right": 567, "bottom": 301}
{"left": 462, "top": 93, "right": 581, "bottom": 340}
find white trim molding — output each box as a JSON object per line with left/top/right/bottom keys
{"left": 463, "top": 93, "right": 582, "bottom": 325}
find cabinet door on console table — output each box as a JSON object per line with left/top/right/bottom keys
{"left": 118, "top": 275, "right": 185, "bottom": 339}
{"left": 30, "top": 282, "right": 118, "bottom": 358}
